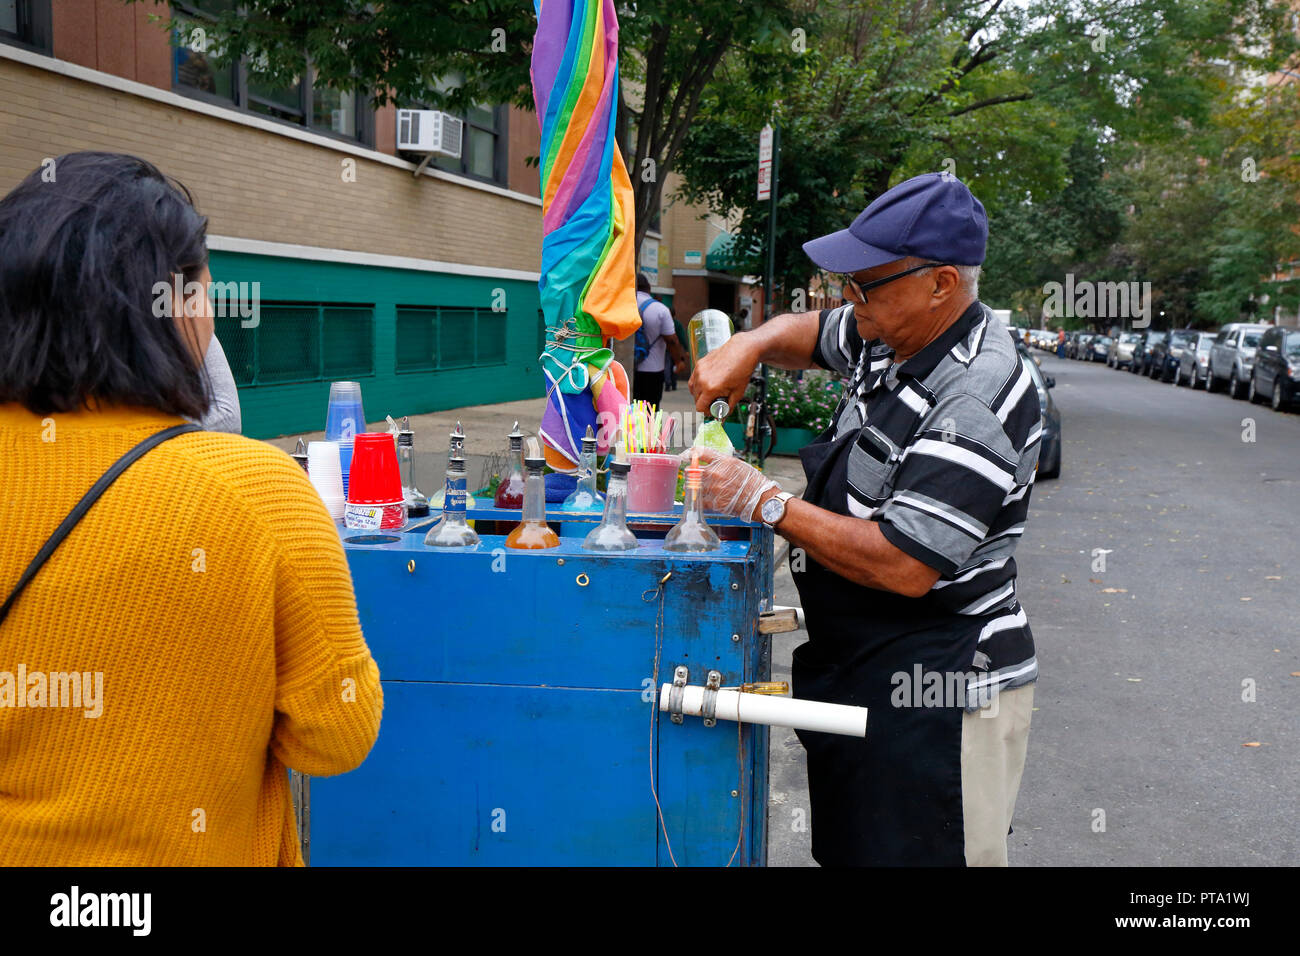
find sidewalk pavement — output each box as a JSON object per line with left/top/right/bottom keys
{"left": 264, "top": 376, "right": 808, "bottom": 501}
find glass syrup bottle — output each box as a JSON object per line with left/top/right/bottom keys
{"left": 494, "top": 421, "right": 526, "bottom": 510}
{"left": 506, "top": 441, "right": 560, "bottom": 550}
{"left": 562, "top": 425, "right": 603, "bottom": 512}
{"left": 424, "top": 453, "right": 479, "bottom": 547}
{"left": 583, "top": 455, "right": 637, "bottom": 552}
{"left": 397, "top": 416, "right": 429, "bottom": 518}
{"left": 664, "top": 452, "right": 720, "bottom": 552}
{"left": 429, "top": 421, "right": 476, "bottom": 519}
{"left": 687, "top": 309, "right": 735, "bottom": 366}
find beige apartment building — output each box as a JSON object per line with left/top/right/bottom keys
{"left": 0, "top": 0, "right": 772, "bottom": 434}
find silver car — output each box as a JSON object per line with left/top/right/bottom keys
{"left": 1207, "top": 323, "right": 1268, "bottom": 399}
{"left": 1108, "top": 331, "right": 1142, "bottom": 369}
{"left": 1176, "top": 332, "right": 1216, "bottom": 387}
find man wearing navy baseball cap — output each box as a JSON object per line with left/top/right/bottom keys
{"left": 686, "top": 173, "right": 1040, "bottom": 866}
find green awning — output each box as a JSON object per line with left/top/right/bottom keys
{"left": 706, "top": 232, "right": 759, "bottom": 274}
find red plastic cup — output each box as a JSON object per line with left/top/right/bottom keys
{"left": 347, "top": 432, "right": 404, "bottom": 505}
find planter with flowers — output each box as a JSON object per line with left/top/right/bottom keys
{"left": 723, "top": 370, "right": 844, "bottom": 456}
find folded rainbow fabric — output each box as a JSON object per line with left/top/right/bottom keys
{"left": 532, "top": 0, "right": 638, "bottom": 468}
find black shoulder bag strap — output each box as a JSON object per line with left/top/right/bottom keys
{"left": 0, "top": 422, "right": 201, "bottom": 628}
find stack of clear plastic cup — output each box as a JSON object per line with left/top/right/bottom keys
{"left": 325, "top": 381, "right": 366, "bottom": 498}
{"left": 307, "top": 440, "right": 346, "bottom": 521}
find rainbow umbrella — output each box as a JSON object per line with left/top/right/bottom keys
{"left": 532, "top": 0, "right": 640, "bottom": 471}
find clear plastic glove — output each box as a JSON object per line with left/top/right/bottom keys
{"left": 680, "top": 447, "right": 779, "bottom": 521}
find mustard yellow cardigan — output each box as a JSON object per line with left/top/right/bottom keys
{"left": 0, "top": 403, "right": 382, "bottom": 865}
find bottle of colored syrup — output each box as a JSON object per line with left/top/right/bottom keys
{"left": 664, "top": 450, "right": 720, "bottom": 552}
{"left": 494, "top": 422, "right": 526, "bottom": 510}
{"left": 506, "top": 439, "right": 560, "bottom": 550}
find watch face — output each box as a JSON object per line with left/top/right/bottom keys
{"left": 762, "top": 496, "right": 784, "bottom": 524}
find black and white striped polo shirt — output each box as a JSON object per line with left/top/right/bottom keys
{"left": 809, "top": 300, "right": 1040, "bottom": 704}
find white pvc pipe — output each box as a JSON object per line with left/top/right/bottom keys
{"left": 659, "top": 684, "right": 867, "bottom": 738}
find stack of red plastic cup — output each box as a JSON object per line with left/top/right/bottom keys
{"left": 344, "top": 433, "right": 407, "bottom": 530}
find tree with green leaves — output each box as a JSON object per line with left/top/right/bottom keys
{"left": 129, "top": 0, "right": 807, "bottom": 252}
{"left": 673, "top": 0, "right": 1299, "bottom": 312}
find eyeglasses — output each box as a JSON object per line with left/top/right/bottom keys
{"left": 841, "top": 262, "right": 950, "bottom": 303}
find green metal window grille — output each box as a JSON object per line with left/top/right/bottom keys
{"left": 396, "top": 307, "right": 437, "bottom": 372}
{"left": 394, "top": 306, "right": 509, "bottom": 373}
{"left": 215, "top": 302, "right": 374, "bottom": 387}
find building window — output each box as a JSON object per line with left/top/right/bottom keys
{"left": 171, "top": 0, "right": 238, "bottom": 104}
{"left": 409, "top": 74, "right": 507, "bottom": 186}
{"left": 312, "top": 83, "right": 362, "bottom": 139}
{"left": 0, "top": 0, "right": 51, "bottom": 53}
{"left": 395, "top": 306, "right": 508, "bottom": 373}
{"left": 246, "top": 69, "right": 307, "bottom": 125}
{"left": 169, "top": 1, "right": 373, "bottom": 146}
{"left": 217, "top": 303, "right": 374, "bottom": 386}
{"left": 431, "top": 102, "right": 504, "bottom": 183}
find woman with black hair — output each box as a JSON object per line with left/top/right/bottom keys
{"left": 0, "top": 152, "right": 382, "bottom": 866}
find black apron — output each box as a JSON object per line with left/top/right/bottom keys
{"left": 791, "top": 417, "right": 980, "bottom": 866}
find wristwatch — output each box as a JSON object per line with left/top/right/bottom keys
{"left": 760, "top": 491, "right": 795, "bottom": 528}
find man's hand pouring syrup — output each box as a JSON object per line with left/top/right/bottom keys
{"left": 679, "top": 447, "right": 779, "bottom": 522}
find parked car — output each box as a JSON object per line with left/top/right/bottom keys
{"left": 1148, "top": 328, "right": 1199, "bottom": 382}
{"left": 1019, "top": 349, "right": 1061, "bottom": 479}
{"left": 1074, "top": 333, "right": 1095, "bottom": 360}
{"left": 1176, "top": 332, "right": 1216, "bottom": 388}
{"left": 1248, "top": 326, "right": 1300, "bottom": 410}
{"left": 1207, "top": 323, "right": 1268, "bottom": 399}
{"left": 1089, "top": 335, "right": 1113, "bottom": 362}
{"left": 1135, "top": 330, "right": 1166, "bottom": 376}
{"left": 1108, "top": 331, "right": 1142, "bottom": 368}
{"left": 1129, "top": 331, "right": 1151, "bottom": 374}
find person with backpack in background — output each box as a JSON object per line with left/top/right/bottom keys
{"left": 664, "top": 307, "right": 687, "bottom": 392}
{"left": 633, "top": 272, "right": 687, "bottom": 408}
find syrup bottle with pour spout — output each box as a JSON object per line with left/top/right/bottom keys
{"left": 663, "top": 448, "right": 720, "bottom": 552}
{"left": 583, "top": 450, "right": 637, "bottom": 552}
{"left": 562, "top": 425, "right": 603, "bottom": 511}
{"left": 424, "top": 452, "right": 479, "bottom": 548}
{"left": 505, "top": 438, "right": 561, "bottom": 550}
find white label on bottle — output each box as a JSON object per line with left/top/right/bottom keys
{"left": 343, "top": 504, "right": 384, "bottom": 530}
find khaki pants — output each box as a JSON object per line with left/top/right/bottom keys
{"left": 961, "top": 683, "right": 1034, "bottom": 866}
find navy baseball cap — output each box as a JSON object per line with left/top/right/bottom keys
{"left": 802, "top": 172, "right": 987, "bottom": 273}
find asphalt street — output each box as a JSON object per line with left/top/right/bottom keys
{"left": 767, "top": 350, "right": 1300, "bottom": 866}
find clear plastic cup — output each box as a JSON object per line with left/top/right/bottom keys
{"left": 627, "top": 453, "right": 680, "bottom": 513}
{"left": 325, "top": 382, "right": 365, "bottom": 443}
{"left": 326, "top": 382, "right": 364, "bottom": 497}
{"left": 307, "top": 440, "right": 342, "bottom": 476}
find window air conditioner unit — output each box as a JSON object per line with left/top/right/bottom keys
{"left": 396, "top": 109, "right": 463, "bottom": 158}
